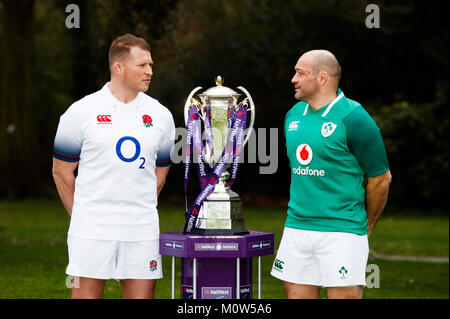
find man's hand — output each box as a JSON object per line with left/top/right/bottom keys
{"left": 366, "top": 169, "right": 392, "bottom": 237}
{"left": 52, "top": 158, "right": 78, "bottom": 216}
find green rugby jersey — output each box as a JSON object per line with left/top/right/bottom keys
{"left": 284, "top": 89, "right": 389, "bottom": 235}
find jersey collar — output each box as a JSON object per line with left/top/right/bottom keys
{"left": 102, "top": 82, "right": 142, "bottom": 106}
{"left": 303, "top": 89, "right": 344, "bottom": 117}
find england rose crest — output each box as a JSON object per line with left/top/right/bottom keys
{"left": 142, "top": 114, "right": 153, "bottom": 127}
{"left": 149, "top": 260, "right": 158, "bottom": 272}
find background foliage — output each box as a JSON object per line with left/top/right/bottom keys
{"left": 0, "top": 0, "right": 448, "bottom": 211}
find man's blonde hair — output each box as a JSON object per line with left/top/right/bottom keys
{"left": 108, "top": 33, "right": 151, "bottom": 67}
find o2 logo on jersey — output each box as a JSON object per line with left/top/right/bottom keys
{"left": 296, "top": 144, "right": 313, "bottom": 165}
{"left": 116, "top": 136, "right": 146, "bottom": 169}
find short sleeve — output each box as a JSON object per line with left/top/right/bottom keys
{"left": 343, "top": 106, "right": 389, "bottom": 177}
{"left": 156, "top": 111, "right": 175, "bottom": 167}
{"left": 53, "top": 105, "right": 82, "bottom": 162}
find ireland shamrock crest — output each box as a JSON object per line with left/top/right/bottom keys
{"left": 321, "top": 122, "right": 337, "bottom": 137}
{"left": 142, "top": 114, "right": 153, "bottom": 127}
{"left": 339, "top": 266, "right": 348, "bottom": 278}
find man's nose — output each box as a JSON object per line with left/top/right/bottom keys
{"left": 291, "top": 73, "right": 298, "bottom": 84}
{"left": 145, "top": 65, "right": 153, "bottom": 75}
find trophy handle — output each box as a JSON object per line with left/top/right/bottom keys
{"left": 184, "top": 86, "right": 203, "bottom": 125}
{"left": 237, "top": 86, "right": 255, "bottom": 146}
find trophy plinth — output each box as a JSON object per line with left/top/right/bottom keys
{"left": 162, "top": 76, "right": 274, "bottom": 300}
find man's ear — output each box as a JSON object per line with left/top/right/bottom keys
{"left": 318, "top": 70, "right": 328, "bottom": 86}
{"left": 112, "top": 62, "right": 123, "bottom": 75}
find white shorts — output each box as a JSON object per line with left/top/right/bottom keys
{"left": 66, "top": 235, "right": 163, "bottom": 280}
{"left": 271, "top": 227, "right": 368, "bottom": 287}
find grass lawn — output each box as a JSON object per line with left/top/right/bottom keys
{"left": 0, "top": 200, "right": 448, "bottom": 299}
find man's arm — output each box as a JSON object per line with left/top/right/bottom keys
{"left": 155, "top": 165, "right": 171, "bottom": 197}
{"left": 52, "top": 158, "right": 78, "bottom": 216}
{"left": 366, "top": 169, "right": 392, "bottom": 237}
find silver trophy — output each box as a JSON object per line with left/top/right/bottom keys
{"left": 184, "top": 76, "right": 255, "bottom": 235}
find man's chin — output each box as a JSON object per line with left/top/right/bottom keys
{"left": 139, "top": 84, "right": 150, "bottom": 93}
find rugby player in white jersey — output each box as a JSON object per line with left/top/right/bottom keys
{"left": 52, "top": 34, "right": 175, "bottom": 299}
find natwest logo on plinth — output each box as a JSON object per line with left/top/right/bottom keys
{"left": 201, "top": 287, "right": 232, "bottom": 299}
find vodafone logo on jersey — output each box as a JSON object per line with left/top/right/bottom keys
{"left": 296, "top": 144, "right": 313, "bottom": 165}
{"left": 293, "top": 143, "right": 326, "bottom": 177}
{"left": 97, "top": 115, "right": 112, "bottom": 124}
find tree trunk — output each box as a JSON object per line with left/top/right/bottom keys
{"left": 0, "top": 0, "right": 38, "bottom": 198}
{"left": 69, "top": 0, "right": 98, "bottom": 99}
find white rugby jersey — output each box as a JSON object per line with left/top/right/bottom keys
{"left": 53, "top": 83, "right": 175, "bottom": 241}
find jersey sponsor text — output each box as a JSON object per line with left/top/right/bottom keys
{"left": 293, "top": 166, "right": 325, "bottom": 177}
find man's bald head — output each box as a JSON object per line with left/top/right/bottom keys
{"left": 300, "top": 50, "right": 341, "bottom": 88}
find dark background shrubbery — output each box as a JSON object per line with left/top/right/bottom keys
{"left": 0, "top": 0, "right": 448, "bottom": 212}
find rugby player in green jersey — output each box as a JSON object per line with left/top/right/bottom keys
{"left": 271, "top": 50, "right": 392, "bottom": 299}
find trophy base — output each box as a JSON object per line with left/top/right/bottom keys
{"left": 193, "top": 177, "right": 249, "bottom": 236}
{"left": 190, "top": 227, "right": 249, "bottom": 236}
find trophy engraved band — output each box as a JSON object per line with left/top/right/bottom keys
{"left": 183, "top": 76, "right": 255, "bottom": 235}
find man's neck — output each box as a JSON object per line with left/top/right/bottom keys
{"left": 108, "top": 80, "right": 138, "bottom": 104}
{"left": 307, "top": 90, "right": 338, "bottom": 111}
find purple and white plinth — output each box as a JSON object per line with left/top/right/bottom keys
{"left": 159, "top": 230, "right": 274, "bottom": 299}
